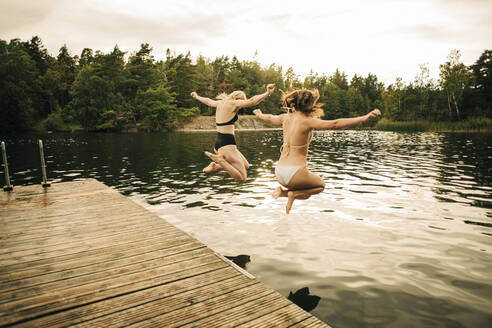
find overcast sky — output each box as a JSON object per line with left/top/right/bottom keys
{"left": 1, "top": 0, "right": 491, "bottom": 85}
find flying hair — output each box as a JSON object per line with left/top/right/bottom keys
{"left": 281, "top": 89, "right": 324, "bottom": 118}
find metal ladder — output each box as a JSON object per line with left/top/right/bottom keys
{"left": 1, "top": 139, "right": 51, "bottom": 192}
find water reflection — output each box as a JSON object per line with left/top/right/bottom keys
{"left": 1, "top": 130, "right": 492, "bottom": 328}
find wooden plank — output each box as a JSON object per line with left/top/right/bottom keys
{"left": 0, "top": 209, "right": 165, "bottom": 237}
{"left": 0, "top": 218, "right": 179, "bottom": 254}
{"left": 0, "top": 229, "right": 186, "bottom": 274}
{"left": 289, "top": 316, "right": 330, "bottom": 328}
{"left": 70, "top": 271, "right": 258, "bottom": 328}
{"left": 0, "top": 228, "right": 191, "bottom": 268}
{"left": 0, "top": 182, "right": 105, "bottom": 208}
{"left": 1, "top": 200, "right": 158, "bottom": 229}
{"left": 28, "top": 267, "right": 243, "bottom": 328}
{"left": 0, "top": 180, "right": 331, "bottom": 328}
{"left": 235, "top": 303, "right": 311, "bottom": 328}
{"left": 126, "top": 283, "right": 276, "bottom": 328}
{"left": 0, "top": 242, "right": 206, "bottom": 296}
{"left": 0, "top": 219, "right": 180, "bottom": 255}
{"left": 0, "top": 256, "right": 228, "bottom": 326}
{"left": 0, "top": 237, "right": 199, "bottom": 284}
{"left": 178, "top": 287, "right": 290, "bottom": 328}
{"left": 2, "top": 216, "right": 179, "bottom": 250}
{"left": 0, "top": 245, "right": 211, "bottom": 302}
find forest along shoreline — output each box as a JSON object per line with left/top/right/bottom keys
{"left": 2, "top": 36, "right": 491, "bottom": 135}
{"left": 174, "top": 115, "right": 492, "bottom": 133}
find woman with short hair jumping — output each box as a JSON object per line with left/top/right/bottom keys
{"left": 191, "top": 84, "right": 275, "bottom": 182}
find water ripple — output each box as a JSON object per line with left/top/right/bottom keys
{"left": 2, "top": 130, "right": 492, "bottom": 328}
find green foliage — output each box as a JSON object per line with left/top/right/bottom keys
{"left": 163, "top": 50, "right": 196, "bottom": 110}
{"left": 347, "top": 86, "right": 366, "bottom": 117}
{"left": 375, "top": 117, "right": 492, "bottom": 132}
{"left": 468, "top": 50, "right": 492, "bottom": 117}
{"left": 54, "top": 45, "right": 77, "bottom": 109}
{"left": 439, "top": 50, "right": 473, "bottom": 121}
{"left": 136, "top": 85, "right": 178, "bottom": 131}
{"left": 1, "top": 36, "right": 491, "bottom": 134}
{"left": 322, "top": 83, "right": 347, "bottom": 119}
{"left": 330, "top": 69, "right": 349, "bottom": 90}
{"left": 40, "top": 110, "right": 65, "bottom": 131}
{"left": 0, "top": 39, "right": 40, "bottom": 132}
{"left": 69, "top": 65, "right": 115, "bottom": 130}
{"left": 94, "top": 110, "right": 120, "bottom": 131}
{"left": 375, "top": 119, "right": 431, "bottom": 132}
{"left": 79, "top": 48, "right": 94, "bottom": 67}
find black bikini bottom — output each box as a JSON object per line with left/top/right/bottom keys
{"left": 215, "top": 132, "right": 236, "bottom": 150}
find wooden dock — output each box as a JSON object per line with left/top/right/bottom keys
{"left": 0, "top": 179, "right": 330, "bottom": 327}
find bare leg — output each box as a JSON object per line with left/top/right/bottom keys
{"left": 204, "top": 151, "right": 246, "bottom": 182}
{"left": 238, "top": 151, "right": 250, "bottom": 170}
{"left": 281, "top": 167, "right": 326, "bottom": 214}
{"left": 286, "top": 187, "right": 325, "bottom": 214}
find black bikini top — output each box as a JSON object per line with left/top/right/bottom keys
{"left": 216, "top": 113, "right": 239, "bottom": 126}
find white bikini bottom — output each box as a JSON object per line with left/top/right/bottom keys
{"left": 275, "top": 165, "right": 304, "bottom": 186}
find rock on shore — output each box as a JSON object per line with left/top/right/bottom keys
{"left": 177, "top": 115, "right": 279, "bottom": 131}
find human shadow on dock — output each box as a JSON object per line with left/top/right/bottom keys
{"left": 225, "top": 254, "right": 250, "bottom": 268}
{"left": 288, "top": 287, "right": 321, "bottom": 312}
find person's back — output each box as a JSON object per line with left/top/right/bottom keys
{"left": 279, "top": 112, "right": 312, "bottom": 166}
{"left": 215, "top": 99, "right": 238, "bottom": 135}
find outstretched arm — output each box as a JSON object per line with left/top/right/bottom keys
{"left": 309, "top": 109, "right": 381, "bottom": 130}
{"left": 190, "top": 92, "right": 219, "bottom": 107}
{"left": 235, "top": 84, "right": 275, "bottom": 108}
{"left": 253, "top": 109, "right": 285, "bottom": 125}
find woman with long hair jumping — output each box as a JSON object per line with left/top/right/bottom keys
{"left": 253, "top": 88, "right": 380, "bottom": 213}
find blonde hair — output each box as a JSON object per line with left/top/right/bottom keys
{"left": 216, "top": 90, "right": 247, "bottom": 101}
{"left": 281, "top": 89, "right": 324, "bottom": 118}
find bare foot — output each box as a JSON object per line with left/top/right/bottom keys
{"left": 271, "top": 186, "right": 288, "bottom": 199}
{"left": 203, "top": 161, "right": 221, "bottom": 173}
{"left": 286, "top": 191, "right": 295, "bottom": 214}
{"left": 271, "top": 186, "right": 282, "bottom": 199}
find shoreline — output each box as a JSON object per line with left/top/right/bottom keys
{"left": 177, "top": 115, "right": 279, "bottom": 132}
{"left": 176, "top": 127, "right": 282, "bottom": 132}
{"left": 35, "top": 116, "right": 492, "bottom": 134}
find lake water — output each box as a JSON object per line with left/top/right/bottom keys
{"left": 2, "top": 130, "right": 492, "bottom": 328}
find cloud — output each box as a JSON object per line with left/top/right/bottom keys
{"left": 1, "top": 0, "right": 490, "bottom": 84}
{"left": 261, "top": 14, "right": 291, "bottom": 24}
{"left": 0, "top": 0, "right": 65, "bottom": 32}
{"left": 63, "top": 7, "right": 227, "bottom": 46}
{"left": 433, "top": 0, "right": 492, "bottom": 6}
{"left": 396, "top": 21, "right": 491, "bottom": 48}
{"left": 1, "top": 1, "right": 229, "bottom": 57}
{"left": 400, "top": 24, "right": 463, "bottom": 42}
